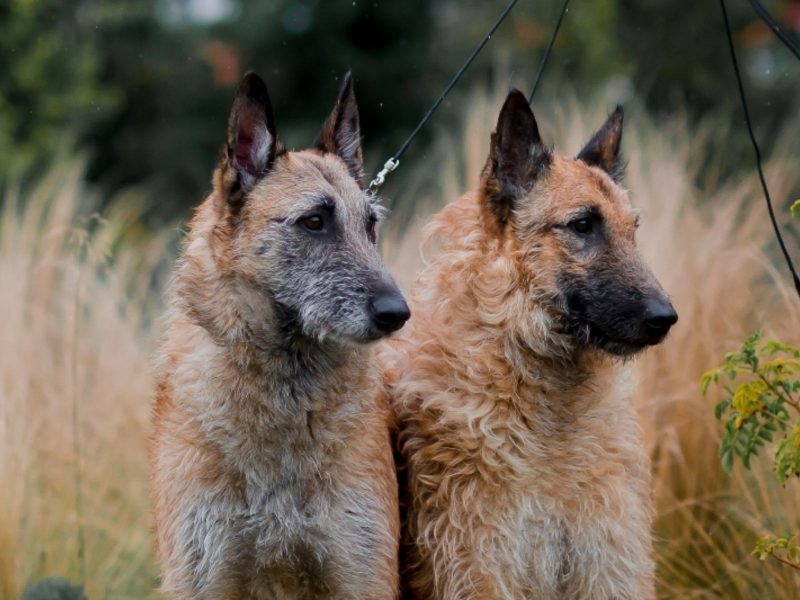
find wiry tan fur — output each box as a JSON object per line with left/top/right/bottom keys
{"left": 151, "top": 73, "right": 400, "bottom": 599}
{"left": 387, "top": 98, "right": 660, "bottom": 599}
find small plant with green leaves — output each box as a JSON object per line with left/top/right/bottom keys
{"left": 752, "top": 533, "right": 800, "bottom": 571}
{"left": 701, "top": 332, "right": 800, "bottom": 480}
{"left": 702, "top": 332, "right": 800, "bottom": 570}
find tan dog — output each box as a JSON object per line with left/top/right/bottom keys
{"left": 388, "top": 90, "right": 677, "bottom": 599}
{"left": 151, "top": 71, "right": 409, "bottom": 599}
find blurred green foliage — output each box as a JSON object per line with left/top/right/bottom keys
{"left": 1, "top": 0, "right": 799, "bottom": 223}
{"left": 0, "top": 0, "right": 121, "bottom": 174}
{"left": 702, "top": 332, "right": 800, "bottom": 482}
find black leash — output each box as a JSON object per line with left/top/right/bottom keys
{"left": 528, "top": 0, "right": 570, "bottom": 103}
{"left": 368, "top": 0, "right": 520, "bottom": 193}
{"left": 718, "top": 0, "right": 800, "bottom": 298}
{"left": 749, "top": 0, "right": 800, "bottom": 61}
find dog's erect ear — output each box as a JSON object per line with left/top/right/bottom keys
{"left": 224, "top": 72, "right": 279, "bottom": 194}
{"left": 315, "top": 72, "right": 364, "bottom": 186}
{"left": 483, "top": 89, "right": 550, "bottom": 230}
{"left": 577, "top": 106, "right": 624, "bottom": 181}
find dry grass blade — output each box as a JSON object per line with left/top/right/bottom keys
{"left": 0, "top": 161, "right": 172, "bottom": 599}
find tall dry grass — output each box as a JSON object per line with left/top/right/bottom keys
{"left": 0, "top": 161, "right": 172, "bottom": 599}
{"left": 1, "top": 84, "right": 798, "bottom": 598}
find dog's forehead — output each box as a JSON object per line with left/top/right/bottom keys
{"left": 247, "top": 149, "right": 368, "bottom": 217}
{"left": 531, "top": 155, "right": 635, "bottom": 224}
{"left": 296, "top": 150, "right": 363, "bottom": 198}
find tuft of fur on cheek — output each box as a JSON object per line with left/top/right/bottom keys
{"left": 501, "top": 243, "right": 581, "bottom": 360}
{"left": 470, "top": 253, "right": 519, "bottom": 327}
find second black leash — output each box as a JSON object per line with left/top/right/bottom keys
{"left": 528, "top": 0, "right": 570, "bottom": 104}
{"left": 719, "top": 0, "right": 800, "bottom": 298}
{"left": 368, "top": 0, "right": 520, "bottom": 194}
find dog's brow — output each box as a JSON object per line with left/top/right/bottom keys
{"left": 281, "top": 192, "right": 335, "bottom": 222}
{"left": 586, "top": 169, "right": 614, "bottom": 195}
{"left": 304, "top": 153, "right": 340, "bottom": 188}
{"left": 566, "top": 205, "right": 601, "bottom": 221}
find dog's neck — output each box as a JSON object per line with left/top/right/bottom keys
{"left": 234, "top": 322, "right": 368, "bottom": 382}
{"left": 504, "top": 335, "right": 616, "bottom": 388}
{"left": 179, "top": 277, "right": 367, "bottom": 380}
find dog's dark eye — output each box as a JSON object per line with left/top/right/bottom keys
{"left": 569, "top": 218, "right": 593, "bottom": 235}
{"left": 300, "top": 215, "right": 324, "bottom": 232}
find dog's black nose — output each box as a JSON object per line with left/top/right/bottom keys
{"left": 643, "top": 297, "right": 678, "bottom": 337}
{"left": 370, "top": 290, "right": 410, "bottom": 334}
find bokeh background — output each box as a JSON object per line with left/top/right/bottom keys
{"left": 4, "top": 0, "right": 800, "bottom": 220}
{"left": 2, "top": 1, "right": 800, "bottom": 598}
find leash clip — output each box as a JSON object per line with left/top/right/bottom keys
{"left": 368, "top": 157, "right": 399, "bottom": 195}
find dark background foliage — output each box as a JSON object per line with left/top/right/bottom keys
{"left": 2, "top": 0, "right": 799, "bottom": 223}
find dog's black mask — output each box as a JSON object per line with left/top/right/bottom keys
{"left": 562, "top": 270, "right": 678, "bottom": 357}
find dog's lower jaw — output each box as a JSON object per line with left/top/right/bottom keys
{"left": 588, "top": 330, "right": 647, "bottom": 358}
{"left": 314, "top": 327, "right": 390, "bottom": 346}
{"left": 562, "top": 310, "right": 649, "bottom": 359}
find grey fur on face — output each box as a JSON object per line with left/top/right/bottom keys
{"left": 256, "top": 189, "right": 398, "bottom": 344}
{"left": 213, "top": 68, "right": 408, "bottom": 349}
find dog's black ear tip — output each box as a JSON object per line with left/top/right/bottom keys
{"left": 337, "top": 71, "right": 356, "bottom": 97}
{"left": 503, "top": 89, "right": 530, "bottom": 109}
{"left": 497, "top": 89, "right": 540, "bottom": 145}
{"left": 498, "top": 89, "right": 536, "bottom": 130}
{"left": 612, "top": 105, "right": 624, "bottom": 123}
{"left": 238, "top": 71, "right": 269, "bottom": 104}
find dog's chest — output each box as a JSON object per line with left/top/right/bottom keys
{"left": 210, "top": 383, "right": 385, "bottom": 593}
{"left": 226, "top": 468, "right": 387, "bottom": 597}
{"left": 218, "top": 373, "right": 364, "bottom": 468}
{"left": 468, "top": 406, "right": 644, "bottom": 596}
